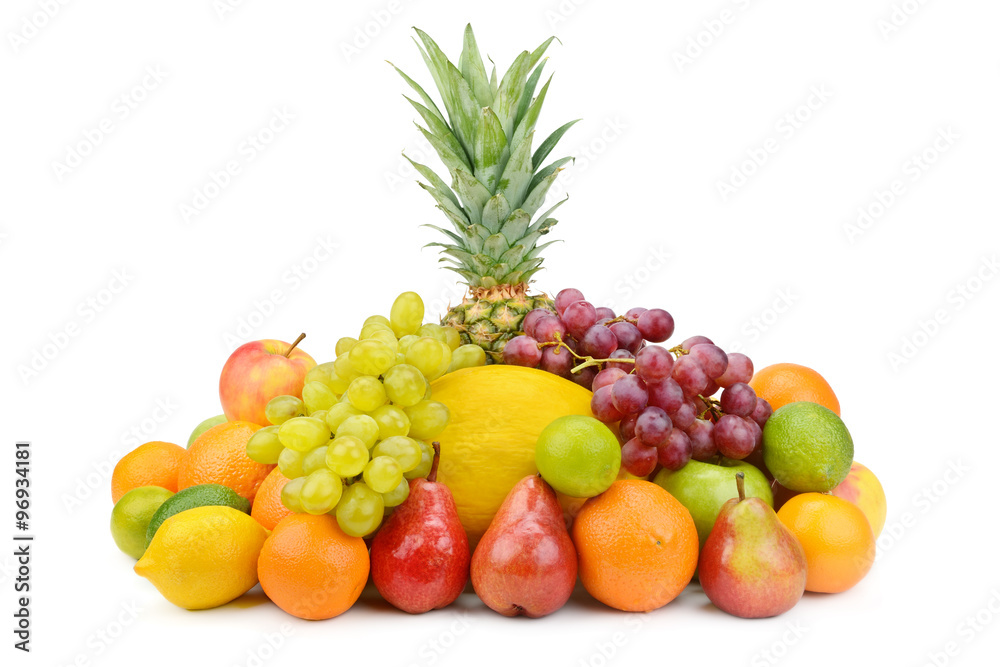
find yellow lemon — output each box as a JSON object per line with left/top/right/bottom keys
{"left": 134, "top": 505, "right": 268, "bottom": 610}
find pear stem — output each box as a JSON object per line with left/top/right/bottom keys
{"left": 283, "top": 333, "right": 306, "bottom": 357}
{"left": 736, "top": 471, "right": 746, "bottom": 502}
{"left": 427, "top": 442, "right": 441, "bottom": 483}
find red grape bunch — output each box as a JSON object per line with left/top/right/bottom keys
{"left": 503, "top": 288, "right": 773, "bottom": 478}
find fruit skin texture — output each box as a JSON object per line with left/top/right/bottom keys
{"left": 258, "top": 514, "right": 369, "bottom": 620}
{"left": 763, "top": 401, "right": 854, "bottom": 493}
{"left": 573, "top": 480, "right": 699, "bottom": 612}
{"left": 750, "top": 362, "right": 840, "bottom": 415}
{"left": 535, "top": 415, "right": 621, "bottom": 498}
{"left": 219, "top": 338, "right": 316, "bottom": 427}
{"left": 111, "top": 441, "right": 187, "bottom": 503}
{"left": 471, "top": 475, "right": 577, "bottom": 618}
{"left": 653, "top": 458, "right": 773, "bottom": 548}
{"left": 777, "top": 493, "right": 875, "bottom": 593}
{"left": 187, "top": 414, "right": 227, "bottom": 447}
{"left": 145, "top": 483, "right": 250, "bottom": 547}
{"left": 831, "top": 461, "right": 887, "bottom": 538}
{"left": 430, "top": 365, "right": 594, "bottom": 546}
{"left": 371, "top": 477, "right": 470, "bottom": 613}
{"left": 443, "top": 287, "right": 554, "bottom": 364}
{"left": 251, "top": 467, "right": 294, "bottom": 531}
{"left": 134, "top": 505, "right": 268, "bottom": 610}
{"left": 178, "top": 421, "right": 273, "bottom": 503}
{"left": 111, "top": 486, "right": 174, "bottom": 560}
{"left": 699, "top": 484, "right": 807, "bottom": 618}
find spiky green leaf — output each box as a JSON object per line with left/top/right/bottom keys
{"left": 453, "top": 169, "right": 492, "bottom": 224}
{"left": 403, "top": 97, "right": 469, "bottom": 170}
{"left": 521, "top": 166, "right": 565, "bottom": 217}
{"left": 493, "top": 50, "right": 532, "bottom": 139}
{"left": 533, "top": 120, "right": 580, "bottom": 170}
{"left": 499, "top": 244, "right": 527, "bottom": 266}
{"left": 474, "top": 107, "right": 508, "bottom": 194}
{"left": 417, "top": 182, "right": 467, "bottom": 228}
{"left": 409, "top": 157, "right": 461, "bottom": 209}
{"left": 511, "top": 76, "right": 552, "bottom": 154}
{"left": 500, "top": 209, "right": 530, "bottom": 241}
{"left": 460, "top": 24, "right": 493, "bottom": 108}
{"left": 413, "top": 30, "right": 479, "bottom": 163}
{"left": 421, "top": 224, "right": 463, "bottom": 246}
{"left": 416, "top": 125, "right": 470, "bottom": 177}
{"left": 390, "top": 63, "right": 446, "bottom": 125}
{"left": 483, "top": 233, "right": 510, "bottom": 259}
{"left": 481, "top": 193, "right": 512, "bottom": 234}
{"left": 497, "top": 132, "right": 536, "bottom": 209}
{"left": 514, "top": 60, "right": 547, "bottom": 130}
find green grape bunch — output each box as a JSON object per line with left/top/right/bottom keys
{"left": 245, "top": 291, "right": 486, "bottom": 537}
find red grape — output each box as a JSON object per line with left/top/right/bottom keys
{"left": 590, "top": 386, "right": 623, "bottom": 422}
{"left": 619, "top": 412, "right": 638, "bottom": 441}
{"left": 671, "top": 400, "right": 698, "bottom": 430}
{"left": 672, "top": 355, "right": 709, "bottom": 396}
{"left": 555, "top": 288, "right": 585, "bottom": 316}
{"left": 681, "top": 335, "right": 713, "bottom": 350}
{"left": 522, "top": 308, "right": 552, "bottom": 338}
{"left": 635, "top": 345, "right": 674, "bottom": 383}
{"left": 636, "top": 309, "right": 674, "bottom": 343}
{"left": 595, "top": 307, "right": 616, "bottom": 320}
{"left": 579, "top": 324, "right": 618, "bottom": 358}
{"left": 657, "top": 428, "right": 692, "bottom": 471}
{"left": 688, "top": 344, "right": 728, "bottom": 379}
{"left": 622, "top": 438, "right": 658, "bottom": 477}
{"left": 716, "top": 352, "right": 753, "bottom": 387}
{"left": 606, "top": 349, "right": 635, "bottom": 372}
{"left": 534, "top": 315, "right": 567, "bottom": 343}
{"left": 540, "top": 346, "right": 573, "bottom": 377}
{"left": 635, "top": 406, "right": 672, "bottom": 447}
{"left": 720, "top": 382, "right": 757, "bottom": 417}
{"left": 713, "top": 414, "right": 756, "bottom": 459}
{"left": 750, "top": 398, "right": 773, "bottom": 428}
{"left": 611, "top": 374, "right": 648, "bottom": 414}
{"left": 624, "top": 307, "right": 647, "bottom": 320}
{"left": 572, "top": 366, "right": 598, "bottom": 390}
{"left": 562, "top": 301, "right": 597, "bottom": 338}
{"left": 647, "top": 378, "right": 684, "bottom": 413}
{"left": 593, "top": 367, "right": 627, "bottom": 392}
{"left": 608, "top": 321, "right": 642, "bottom": 353}
{"left": 686, "top": 419, "right": 717, "bottom": 461}
{"left": 502, "top": 336, "right": 541, "bottom": 367}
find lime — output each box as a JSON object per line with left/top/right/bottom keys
{"left": 111, "top": 486, "right": 174, "bottom": 560}
{"left": 763, "top": 401, "right": 854, "bottom": 492}
{"left": 535, "top": 415, "right": 621, "bottom": 498}
{"left": 145, "top": 484, "right": 250, "bottom": 547}
{"left": 187, "top": 415, "right": 227, "bottom": 447}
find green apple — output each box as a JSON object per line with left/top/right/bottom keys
{"left": 653, "top": 458, "right": 773, "bottom": 547}
{"left": 186, "top": 414, "right": 227, "bottom": 448}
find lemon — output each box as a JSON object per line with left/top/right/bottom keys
{"left": 134, "top": 505, "right": 268, "bottom": 610}
{"left": 536, "top": 415, "right": 621, "bottom": 498}
{"left": 111, "top": 486, "right": 174, "bottom": 560}
{"left": 145, "top": 484, "right": 250, "bottom": 548}
{"left": 763, "top": 401, "right": 854, "bottom": 493}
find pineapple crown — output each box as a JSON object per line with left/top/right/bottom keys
{"left": 393, "top": 24, "right": 578, "bottom": 289}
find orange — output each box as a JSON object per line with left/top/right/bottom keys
{"left": 777, "top": 493, "right": 875, "bottom": 593}
{"left": 252, "top": 467, "right": 295, "bottom": 530}
{"left": 258, "top": 514, "right": 369, "bottom": 620}
{"left": 111, "top": 441, "right": 187, "bottom": 504}
{"left": 572, "top": 480, "right": 698, "bottom": 612}
{"left": 177, "top": 421, "right": 273, "bottom": 503}
{"left": 750, "top": 363, "right": 840, "bottom": 415}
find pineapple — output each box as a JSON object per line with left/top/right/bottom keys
{"left": 394, "top": 25, "right": 577, "bottom": 363}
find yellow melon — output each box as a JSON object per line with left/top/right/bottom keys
{"left": 430, "top": 365, "right": 594, "bottom": 545}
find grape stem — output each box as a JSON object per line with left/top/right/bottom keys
{"left": 668, "top": 345, "right": 689, "bottom": 357}
{"left": 284, "top": 333, "right": 306, "bottom": 357}
{"left": 735, "top": 471, "right": 746, "bottom": 502}
{"left": 696, "top": 394, "right": 723, "bottom": 422}
{"left": 427, "top": 442, "right": 441, "bottom": 483}
{"left": 536, "top": 334, "right": 636, "bottom": 374}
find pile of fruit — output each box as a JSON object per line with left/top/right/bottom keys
{"left": 109, "top": 25, "right": 886, "bottom": 621}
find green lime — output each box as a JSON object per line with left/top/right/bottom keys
{"left": 535, "top": 415, "right": 621, "bottom": 498}
{"left": 763, "top": 401, "right": 854, "bottom": 492}
{"left": 187, "top": 414, "right": 227, "bottom": 447}
{"left": 145, "top": 484, "right": 250, "bottom": 547}
{"left": 111, "top": 486, "right": 174, "bottom": 560}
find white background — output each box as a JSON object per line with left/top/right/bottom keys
{"left": 3, "top": 1, "right": 999, "bottom": 666}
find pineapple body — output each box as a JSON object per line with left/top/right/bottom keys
{"left": 442, "top": 285, "right": 554, "bottom": 363}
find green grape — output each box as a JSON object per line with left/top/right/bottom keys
{"left": 264, "top": 395, "right": 305, "bottom": 425}
{"left": 280, "top": 476, "right": 306, "bottom": 513}
{"left": 416, "top": 323, "right": 445, "bottom": 338}
{"left": 371, "top": 436, "right": 422, "bottom": 472}
{"left": 363, "top": 315, "right": 392, "bottom": 328}
{"left": 404, "top": 400, "right": 451, "bottom": 440}
{"left": 382, "top": 364, "right": 426, "bottom": 407}
{"left": 359, "top": 322, "right": 394, "bottom": 340}
{"left": 246, "top": 425, "right": 283, "bottom": 464}
{"left": 394, "top": 352, "right": 407, "bottom": 366}
{"left": 405, "top": 440, "right": 434, "bottom": 480}
{"left": 423, "top": 378, "right": 433, "bottom": 400}
{"left": 363, "top": 456, "right": 403, "bottom": 494}
{"left": 335, "top": 483, "right": 385, "bottom": 537}
{"left": 278, "top": 447, "right": 306, "bottom": 478}
{"left": 326, "top": 368, "right": 351, "bottom": 395}
{"left": 309, "top": 409, "right": 328, "bottom": 423}
{"left": 448, "top": 344, "right": 487, "bottom": 372}
{"left": 346, "top": 375, "right": 387, "bottom": 412}
{"left": 349, "top": 339, "right": 395, "bottom": 376}
{"left": 335, "top": 414, "right": 379, "bottom": 449}
{"left": 370, "top": 405, "right": 411, "bottom": 439}
{"left": 325, "top": 402, "right": 363, "bottom": 433}
{"left": 333, "top": 354, "right": 362, "bottom": 384}
{"left": 368, "top": 329, "right": 399, "bottom": 353}
{"left": 325, "top": 435, "right": 369, "bottom": 477}
{"left": 302, "top": 444, "right": 330, "bottom": 475}
{"left": 390, "top": 291, "right": 425, "bottom": 337}
{"left": 405, "top": 337, "right": 452, "bottom": 381}
{"left": 418, "top": 323, "right": 462, "bottom": 351}
{"left": 303, "top": 381, "right": 338, "bottom": 414}
{"left": 336, "top": 337, "right": 358, "bottom": 356}
{"left": 300, "top": 469, "right": 343, "bottom": 515}
{"left": 397, "top": 335, "right": 419, "bottom": 355}
{"left": 381, "top": 477, "right": 410, "bottom": 508}
{"left": 278, "top": 416, "right": 331, "bottom": 452}
{"left": 305, "top": 361, "right": 335, "bottom": 387}
{"left": 440, "top": 326, "right": 462, "bottom": 351}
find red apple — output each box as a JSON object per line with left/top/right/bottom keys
{"left": 831, "top": 462, "right": 887, "bottom": 537}
{"left": 219, "top": 334, "right": 315, "bottom": 427}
